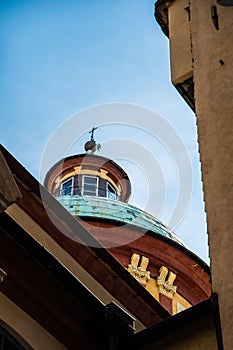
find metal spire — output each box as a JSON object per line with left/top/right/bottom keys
{"left": 84, "top": 126, "right": 101, "bottom": 153}
{"left": 89, "top": 127, "right": 97, "bottom": 142}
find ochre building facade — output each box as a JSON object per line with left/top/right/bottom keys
{"left": 155, "top": 0, "right": 233, "bottom": 348}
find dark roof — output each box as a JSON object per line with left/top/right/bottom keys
{"left": 118, "top": 293, "right": 223, "bottom": 350}
{"left": 154, "top": 2, "right": 195, "bottom": 111}
{"left": 154, "top": 0, "right": 174, "bottom": 37}
{"left": 0, "top": 211, "right": 105, "bottom": 349}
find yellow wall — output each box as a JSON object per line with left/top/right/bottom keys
{"left": 168, "top": 0, "right": 193, "bottom": 84}
{"left": 190, "top": 2, "right": 233, "bottom": 349}
{"left": 146, "top": 276, "right": 191, "bottom": 315}
{"left": 157, "top": 0, "right": 233, "bottom": 348}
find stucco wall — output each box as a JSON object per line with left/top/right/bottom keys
{"left": 190, "top": 2, "right": 233, "bottom": 349}
{"left": 168, "top": 0, "right": 193, "bottom": 84}
{"left": 136, "top": 313, "right": 218, "bottom": 350}
{"left": 120, "top": 306, "right": 219, "bottom": 350}
{"left": 155, "top": 0, "right": 233, "bottom": 347}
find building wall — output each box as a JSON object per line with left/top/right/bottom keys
{"left": 81, "top": 219, "right": 211, "bottom": 310}
{"left": 0, "top": 293, "right": 66, "bottom": 350}
{"left": 190, "top": 3, "right": 233, "bottom": 349}
{"left": 155, "top": 0, "right": 233, "bottom": 348}
{"left": 168, "top": 0, "right": 192, "bottom": 84}
{"left": 127, "top": 312, "right": 219, "bottom": 350}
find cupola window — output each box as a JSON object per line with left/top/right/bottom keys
{"left": 107, "top": 182, "right": 117, "bottom": 200}
{"left": 56, "top": 175, "right": 118, "bottom": 199}
{"left": 82, "top": 175, "right": 98, "bottom": 196}
{"left": 61, "top": 177, "right": 74, "bottom": 196}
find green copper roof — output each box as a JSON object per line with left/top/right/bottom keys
{"left": 56, "top": 195, "right": 184, "bottom": 246}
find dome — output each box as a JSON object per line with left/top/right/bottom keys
{"left": 44, "top": 148, "right": 210, "bottom": 316}
{"left": 56, "top": 195, "right": 184, "bottom": 246}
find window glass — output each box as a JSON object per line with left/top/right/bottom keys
{"left": 84, "top": 177, "right": 97, "bottom": 185}
{"left": 82, "top": 176, "right": 98, "bottom": 196}
{"left": 0, "top": 326, "right": 26, "bottom": 350}
{"left": 4, "top": 337, "right": 20, "bottom": 350}
{"left": 61, "top": 178, "right": 73, "bottom": 196}
{"left": 107, "top": 183, "right": 117, "bottom": 200}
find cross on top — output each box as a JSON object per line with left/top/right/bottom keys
{"left": 89, "top": 127, "right": 97, "bottom": 142}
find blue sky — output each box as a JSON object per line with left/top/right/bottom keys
{"left": 0, "top": 0, "right": 209, "bottom": 262}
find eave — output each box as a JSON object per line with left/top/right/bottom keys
{"left": 154, "top": 1, "right": 195, "bottom": 112}
{"left": 118, "top": 293, "right": 223, "bottom": 350}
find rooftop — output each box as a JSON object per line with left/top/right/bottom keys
{"left": 56, "top": 195, "right": 185, "bottom": 246}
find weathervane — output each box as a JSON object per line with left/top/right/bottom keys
{"left": 84, "top": 126, "right": 101, "bottom": 154}
{"left": 89, "top": 127, "right": 97, "bottom": 142}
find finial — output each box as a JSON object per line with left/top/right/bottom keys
{"left": 84, "top": 126, "right": 101, "bottom": 154}
{"left": 89, "top": 127, "right": 97, "bottom": 142}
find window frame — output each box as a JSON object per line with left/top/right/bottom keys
{"left": 0, "top": 324, "right": 29, "bottom": 350}
{"left": 60, "top": 177, "right": 74, "bottom": 196}
{"left": 82, "top": 175, "right": 99, "bottom": 196}
{"left": 106, "top": 182, "right": 117, "bottom": 200}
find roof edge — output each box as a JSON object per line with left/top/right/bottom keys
{"left": 154, "top": 0, "right": 175, "bottom": 37}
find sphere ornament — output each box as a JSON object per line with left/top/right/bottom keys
{"left": 84, "top": 140, "right": 97, "bottom": 153}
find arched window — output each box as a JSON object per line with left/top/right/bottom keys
{"left": 0, "top": 325, "right": 29, "bottom": 350}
